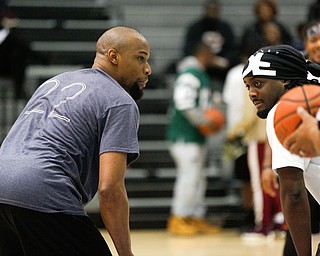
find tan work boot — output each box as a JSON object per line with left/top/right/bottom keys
{"left": 189, "top": 218, "right": 221, "bottom": 234}
{"left": 167, "top": 215, "right": 198, "bottom": 236}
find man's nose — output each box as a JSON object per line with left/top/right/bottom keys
{"left": 145, "top": 63, "right": 152, "bottom": 75}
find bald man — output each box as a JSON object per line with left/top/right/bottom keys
{"left": 0, "top": 26, "right": 151, "bottom": 256}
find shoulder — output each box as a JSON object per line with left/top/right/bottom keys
{"left": 175, "top": 71, "right": 201, "bottom": 87}
{"left": 81, "top": 69, "right": 137, "bottom": 110}
{"left": 267, "top": 105, "right": 307, "bottom": 170}
{"left": 266, "top": 104, "right": 277, "bottom": 139}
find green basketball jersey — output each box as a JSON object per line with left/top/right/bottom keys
{"left": 167, "top": 67, "right": 212, "bottom": 144}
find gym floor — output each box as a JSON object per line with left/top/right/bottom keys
{"left": 100, "top": 229, "right": 320, "bottom": 256}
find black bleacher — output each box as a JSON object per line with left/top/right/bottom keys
{"left": 8, "top": 3, "right": 113, "bottom": 67}
{"left": 138, "top": 123, "right": 167, "bottom": 140}
{"left": 137, "top": 98, "right": 170, "bottom": 114}
{"left": 133, "top": 89, "right": 175, "bottom": 170}
{"left": 130, "top": 150, "right": 174, "bottom": 169}
{"left": 12, "top": 28, "right": 106, "bottom": 42}
{"left": 10, "top": 6, "right": 110, "bottom": 20}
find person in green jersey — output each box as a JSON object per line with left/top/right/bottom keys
{"left": 166, "top": 42, "right": 221, "bottom": 236}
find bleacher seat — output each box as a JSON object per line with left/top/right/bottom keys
{"left": 8, "top": 1, "right": 117, "bottom": 68}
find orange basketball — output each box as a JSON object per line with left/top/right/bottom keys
{"left": 274, "top": 84, "right": 320, "bottom": 145}
{"left": 198, "top": 108, "right": 225, "bottom": 136}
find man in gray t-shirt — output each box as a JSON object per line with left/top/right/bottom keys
{"left": 0, "top": 26, "right": 152, "bottom": 256}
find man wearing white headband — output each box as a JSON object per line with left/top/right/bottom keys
{"left": 243, "top": 44, "right": 320, "bottom": 256}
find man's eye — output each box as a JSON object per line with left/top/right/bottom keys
{"left": 138, "top": 56, "right": 145, "bottom": 61}
{"left": 310, "top": 38, "right": 318, "bottom": 43}
{"left": 254, "top": 81, "right": 262, "bottom": 87}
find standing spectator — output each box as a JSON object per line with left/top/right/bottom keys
{"left": 0, "top": 0, "right": 26, "bottom": 99}
{"left": 305, "top": 20, "right": 320, "bottom": 65}
{"left": 0, "top": 0, "right": 18, "bottom": 28}
{"left": 0, "top": 26, "right": 152, "bottom": 256}
{"left": 0, "top": 0, "right": 47, "bottom": 99}
{"left": 229, "top": 93, "right": 284, "bottom": 240}
{"left": 307, "top": 0, "right": 320, "bottom": 21}
{"left": 262, "top": 21, "right": 284, "bottom": 46}
{"left": 166, "top": 42, "right": 221, "bottom": 236}
{"left": 292, "top": 22, "right": 306, "bottom": 52}
{"left": 240, "top": 0, "right": 292, "bottom": 51}
{"left": 0, "top": 27, "right": 29, "bottom": 99}
{"left": 183, "top": 0, "right": 238, "bottom": 92}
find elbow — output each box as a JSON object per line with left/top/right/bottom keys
{"left": 281, "top": 185, "right": 306, "bottom": 206}
{"left": 288, "top": 191, "right": 304, "bottom": 205}
{"left": 98, "top": 181, "right": 112, "bottom": 202}
{"left": 98, "top": 181, "right": 127, "bottom": 203}
{"left": 278, "top": 167, "right": 306, "bottom": 206}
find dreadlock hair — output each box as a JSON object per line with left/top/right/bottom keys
{"left": 285, "top": 61, "right": 320, "bottom": 91}
{"left": 284, "top": 79, "right": 317, "bottom": 91}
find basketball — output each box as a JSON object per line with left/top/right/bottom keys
{"left": 198, "top": 108, "right": 225, "bottom": 136}
{"left": 274, "top": 84, "right": 320, "bottom": 145}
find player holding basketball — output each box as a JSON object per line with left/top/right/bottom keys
{"left": 0, "top": 26, "right": 152, "bottom": 256}
{"left": 242, "top": 44, "right": 320, "bottom": 256}
{"left": 166, "top": 42, "right": 221, "bottom": 236}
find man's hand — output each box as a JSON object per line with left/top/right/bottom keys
{"left": 284, "top": 107, "right": 320, "bottom": 157}
{"left": 261, "top": 167, "right": 278, "bottom": 197}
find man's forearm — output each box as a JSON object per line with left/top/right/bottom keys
{"left": 281, "top": 187, "right": 311, "bottom": 256}
{"left": 100, "top": 185, "right": 133, "bottom": 256}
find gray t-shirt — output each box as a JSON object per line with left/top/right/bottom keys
{"left": 0, "top": 68, "right": 140, "bottom": 215}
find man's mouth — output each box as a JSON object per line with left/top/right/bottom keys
{"left": 138, "top": 80, "right": 148, "bottom": 89}
{"left": 252, "top": 99, "right": 263, "bottom": 109}
{"left": 314, "top": 53, "right": 320, "bottom": 61}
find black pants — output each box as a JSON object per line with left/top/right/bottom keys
{"left": 309, "top": 192, "right": 320, "bottom": 234}
{"left": 0, "top": 203, "right": 112, "bottom": 256}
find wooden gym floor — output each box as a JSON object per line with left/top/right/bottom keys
{"left": 100, "top": 229, "right": 320, "bottom": 256}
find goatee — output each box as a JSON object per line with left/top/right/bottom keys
{"left": 129, "top": 83, "right": 144, "bottom": 102}
{"left": 257, "top": 108, "right": 271, "bottom": 119}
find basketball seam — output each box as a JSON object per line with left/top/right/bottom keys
{"left": 274, "top": 106, "right": 319, "bottom": 126}
{"left": 301, "top": 86, "right": 311, "bottom": 113}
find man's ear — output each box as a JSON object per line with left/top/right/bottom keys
{"left": 108, "top": 48, "right": 119, "bottom": 64}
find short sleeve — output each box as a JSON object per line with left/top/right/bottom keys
{"left": 266, "top": 105, "right": 310, "bottom": 172}
{"left": 99, "top": 104, "right": 140, "bottom": 165}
